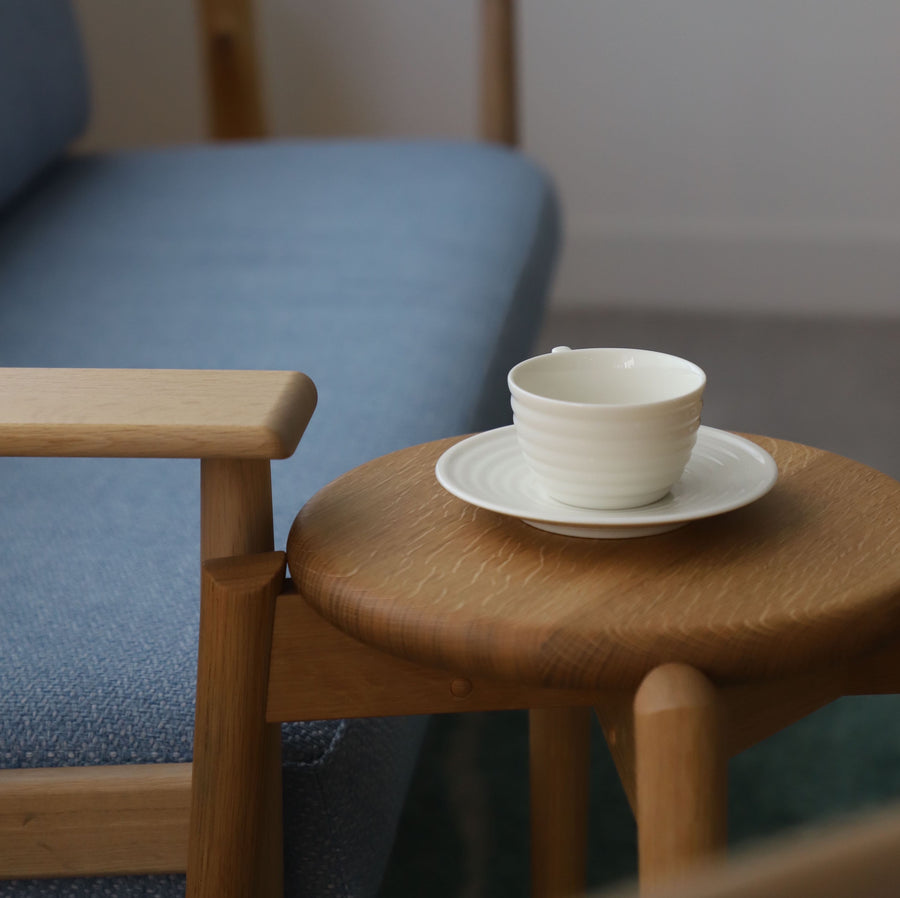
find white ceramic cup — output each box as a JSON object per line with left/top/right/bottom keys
{"left": 508, "top": 347, "right": 706, "bottom": 509}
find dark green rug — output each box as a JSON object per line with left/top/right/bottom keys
{"left": 383, "top": 697, "right": 900, "bottom": 896}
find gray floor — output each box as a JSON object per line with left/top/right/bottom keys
{"left": 384, "top": 305, "right": 900, "bottom": 898}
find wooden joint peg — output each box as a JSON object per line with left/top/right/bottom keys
{"left": 635, "top": 664, "right": 727, "bottom": 891}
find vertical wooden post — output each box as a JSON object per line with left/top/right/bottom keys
{"left": 200, "top": 458, "right": 274, "bottom": 562}
{"left": 188, "top": 459, "right": 283, "bottom": 898}
{"left": 480, "top": 0, "right": 519, "bottom": 145}
{"left": 634, "top": 664, "right": 727, "bottom": 892}
{"left": 529, "top": 706, "right": 592, "bottom": 898}
{"left": 188, "top": 552, "right": 285, "bottom": 898}
{"left": 196, "top": 0, "right": 266, "bottom": 140}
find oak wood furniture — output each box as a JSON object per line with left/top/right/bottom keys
{"left": 198, "top": 0, "right": 520, "bottom": 145}
{"left": 596, "top": 800, "right": 900, "bottom": 898}
{"left": 0, "top": 0, "right": 549, "bottom": 893}
{"left": 254, "top": 432, "right": 900, "bottom": 897}
{"left": 0, "top": 369, "right": 317, "bottom": 888}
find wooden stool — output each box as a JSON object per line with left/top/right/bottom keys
{"left": 281, "top": 433, "right": 900, "bottom": 896}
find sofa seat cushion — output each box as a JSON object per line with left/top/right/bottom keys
{"left": 0, "top": 139, "right": 558, "bottom": 896}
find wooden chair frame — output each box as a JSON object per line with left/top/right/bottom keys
{"left": 0, "top": 357, "right": 623, "bottom": 896}
{"left": 0, "top": 0, "right": 519, "bottom": 886}
{"left": 196, "top": 0, "right": 520, "bottom": 145}
{"left": 0, "top": 369, "right": 316, "bottom": 884}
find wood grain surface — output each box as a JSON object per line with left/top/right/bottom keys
{"left": 480, "top": 0, "right": 518, "bottom": 144}
{"left": 192, "top": 458, "right": 283, "bottom": 897}
{"left": 196, "top": 0, "right": 266, "bottom": 139}
{"left": 0, "top": 369, "right": 316, "bottom": 458}
{"left": 0, "top": 764, "right": 190, "bottom": 878}
{"left": 597, "top": 802, "right": 900, "bottom": 898}
{"left": 267, "top": 584, "right": 605, "bottom": 722}
{"left": 635, "top": 664, "right": 727, "bottom": 886}
{"left": 188, "top": 552, "right": 285, "bottom": 898}
{"left": 529, "top": 707, "right": 592, "bottom": 898}
{"left": 288, "top": 435, "right": 900, "bottom": 690}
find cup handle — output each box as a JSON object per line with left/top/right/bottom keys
{"left": 551, "top": 345, "right": 572, "bottom": 354}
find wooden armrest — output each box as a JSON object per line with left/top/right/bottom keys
{"left": 0, "top": 368, "right": 316, "bottom": 459}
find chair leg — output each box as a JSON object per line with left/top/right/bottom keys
{"left": 529, "top": 706, "right": 592, "bottom": 898}
{"left": 634, "top": 663, "right": 727, "bottom": 892}
{"left": 187, "top": 552, "right": 285, "bottom": 898}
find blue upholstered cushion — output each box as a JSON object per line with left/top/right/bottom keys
{"left": 0, "top": 0, "right": 88, "bottom": 209}
{"left": 0, "top": 140, "right": 559, "bottom": 896}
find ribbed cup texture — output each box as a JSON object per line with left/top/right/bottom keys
{"left": 511, "top": 395, "right": 702, "bottom": 509}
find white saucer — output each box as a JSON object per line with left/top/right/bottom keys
{"left": 435, "top": 425, "right": 778, "bottom": 539}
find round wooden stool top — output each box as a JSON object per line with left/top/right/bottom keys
{"left": 287, "top": 435, "right": 900, "bottom": 691}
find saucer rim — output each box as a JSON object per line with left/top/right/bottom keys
{"left": 435, "top": 425, "right": 778, "bottom": 530}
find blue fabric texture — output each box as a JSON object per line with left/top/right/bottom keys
{"left": 0, "top": 140, "right": 559, "bottom": 896}
{"left": 0, "top": 0, "right": 88, "bottom": 209}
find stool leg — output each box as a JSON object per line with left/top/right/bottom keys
{"left": 529, "top": 706, "right": 592, "bottom": 898}
{"left": 634, "top": 663, "right": 726, "bottom": 892}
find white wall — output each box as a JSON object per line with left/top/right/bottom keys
{"left": 72, "top": 0, "right": 900, "bottom": 317}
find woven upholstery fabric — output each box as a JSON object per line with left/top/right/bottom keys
{"left": 0, "top": 140, "right": 559, "bottom": 896}
{"left": 0, "top": 0, "right": 88, "bottom": 208}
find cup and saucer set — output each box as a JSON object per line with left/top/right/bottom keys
{"left": 436, "top": 347, "right": 778, "bottom": 539}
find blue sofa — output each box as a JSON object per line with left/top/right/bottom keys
{"left": 0, "top": 2, "right": 559, "bottom": 895}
